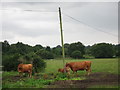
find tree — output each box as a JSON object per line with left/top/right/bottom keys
{"left": 36, "top": 49, "right": 54, "bottom": 59}
{"left": 68, "top": 42, "right": 85, "bottom": 58}
{"left": 8, "top": 42, "right": 33, "bottom": 55}
{"left": 2, "top": 40, "right": 10, "bottom": 55}
{"left": 115, "top": 44, "right": 120, "bottom": 57}
{"left": 45, "top": 46, "right": 51, "bottom": 52}
{"left": 52, "top": 45, "right": 62, "bottom": 58}
{"left": 85, "top": 45, "right": 92, "bottom": 55}
{"left": 64, "top": 43, "right": 70, "bottom": 56}
{"left": 33, "top": 44, "right": 43, "bottom": 52}
{"left": 71, "top": 50, "right": 82, "bottom": 59}
{"left": 91, "top": 43, "right": 114, "bottom": 58}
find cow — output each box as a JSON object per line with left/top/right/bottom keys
{"left": 58, "top": 67, "right": 70, "bottom": 74}
{"left": 18, "top": 64, "right": 33, "bottom": 77}
{"left": 64, "top": 61, "right": 92, "bottom": 75}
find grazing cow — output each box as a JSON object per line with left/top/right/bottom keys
{"left": 18, "top": 64, "right": 33, "bottom": 77}
{"left": 65, "top": 61, "right": 92, "bottom": 75}
{"left": 58, "top": 67, "right": 70, "bottom": 74}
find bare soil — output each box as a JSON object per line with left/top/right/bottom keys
{"left": 49, "top": 72, "right": 119, "bottom": 88}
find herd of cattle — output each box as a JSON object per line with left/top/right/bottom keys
{"left": 18, "top": 61, "right": 92, "bottom": 77}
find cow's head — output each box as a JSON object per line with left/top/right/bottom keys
{"left": 64, "top": 66, "right": 70, "bottom": 72}
{"left": 65, "top": 62, "right": 70, "bottom": 67}
{"left": 64, "top": 63, "right": 70, "bottom": 72}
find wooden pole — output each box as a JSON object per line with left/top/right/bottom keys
{"left": 59, "top": 7, "right": 65, "bottom": 67}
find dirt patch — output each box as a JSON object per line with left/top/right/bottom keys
{"left": 2, "top": 75, "right": 29, "bottom": 82}
{"left": 49, "top": 72, "right": 119, "bottom": 88}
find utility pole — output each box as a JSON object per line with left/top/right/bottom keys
{"left": 59, "top": 7, "right": 65, "bottom": 67}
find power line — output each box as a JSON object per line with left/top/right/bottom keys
{"left": 1, "top": 8, "right": 118, "bottom": 38}
{"left": 62, "top": 13, "right": 118, "bottom": 38}
{"left": 0, "top": 9, "right": 58, "bottom": 12}
{"left": 23, "top": 10, "right": 57, "bottom": 12}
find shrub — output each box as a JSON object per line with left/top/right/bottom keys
{"left": 19, "top": 52, "right": 46, "bottom": 73}
{"left": 32, "top": 56, "right": 46, "bottom": 73}
{"left": 2, "top": 54, "right": 21, "bottom": 71}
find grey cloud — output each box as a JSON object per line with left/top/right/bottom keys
{"left": 1, "top": 2, "right": 118, "bottom": 46}
{"left": 62, "top": 2, "right": 118, "bottom": 34}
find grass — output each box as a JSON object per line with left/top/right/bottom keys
{"left": 2, "top": 58, "right": 119, "bottom": 88}
{"left": 2, "top": 71, "right": 18, "bottom": 77}
{"left": 45, "top": 58, "right": 118, "bottom": 74}
{"left": 3, "top": 78, "right": 53, "bottom": 88}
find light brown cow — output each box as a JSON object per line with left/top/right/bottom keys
{"left": 65, "top": 61, "right": 92, "bottom": 75}
{"left": 18, "top": 64, "right": 33, "bottom": 77}
{"left": 58, "top": 67, "right": 70, "bottom": 74}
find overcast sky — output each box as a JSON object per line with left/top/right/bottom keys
{"left": 1, "top": 1, "right": 118, "bottom": 47}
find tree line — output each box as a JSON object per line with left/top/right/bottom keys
{"left": 1, "top": 40, "right": 120, "bottom": 71}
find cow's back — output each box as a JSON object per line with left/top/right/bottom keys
{"left": 85, "top": 61, "right": 91, "bottom": 67}
{"left": 18, "top": 64, "right": 33, "bottom": 72}
{"left": 66, "top": 61, "right": 91, "bottom": 71}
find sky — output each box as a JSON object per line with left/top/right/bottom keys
{"left": 1, "top": 1, "right": 118, "bottom": 47}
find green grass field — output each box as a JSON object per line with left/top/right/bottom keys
{"left": 2, "top": 58, "right": 119, "bottom": 88}
{"left": 45, "top": 58, "right": 118, "bottom": 74}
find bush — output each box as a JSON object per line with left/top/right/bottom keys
{"left": 71, "top": 50, "right": 82, "bottom": 59}
{"left": 20, "top": 52, "right": 46, "bottom": 73}
{"left": 2, "top": 54, "right": 21, "bottom": 71}
{"left": 33, "top": 56, "right": 46, "bottom": 73}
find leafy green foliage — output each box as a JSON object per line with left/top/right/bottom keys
{"left": 52, "top": 45, "right": 62, "bottom": 58}
{"left": 115, "top": 44, "right": 120, "bottom": 57}
{"left": 3, "top": 77, "right": 53, "bottom": 88}
{"left": 91, "top": 43, "right": 114, "bottom": 58}
{"left": 33, "top": 56, "right": 46, "bottom": 73}
{"left": 71, "top": 50, "right": 82, "bottom": 59}
{"left": 36, "top": 49, "right": 54, "bottom": 59}
{"left": 20, "top": 52, "right": 46, "bottom": 73}
{"left": 68, "top": 42, "right": 85, "bottom": 58}
{"left": 2, "top": 54, "right": 21, "bottom": 71}
{"left": 33, "top": 44, "right": 43, "bottom": 52}
{"left": 2, "top": 40, "right": 10, "bottom": 55}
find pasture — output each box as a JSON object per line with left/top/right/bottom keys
{"left": 2, "top": 58, "right": 119, "bottom": 88}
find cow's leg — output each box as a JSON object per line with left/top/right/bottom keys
{"left": 73, "top": 70, "right": 78, "bottom": 77}
{"left": 19, "top": 72, "right": 23, "bottom": 77}
{"left": 30, "top": 71, "right": 32, "bottom": 78}
{"left": 86, "top": 68, "right": 91, "bottom": 75}
{"left": 85, "top": 68, "right": 88, "bottom": 76}
{"left": 88, "top": 68, "right": 91, "bottom": 75}
{"left": 28, "top": 70, "right": 32, "bottom": 78}
{"left": 75, "top": 71, "right": 78, "bottom": 77}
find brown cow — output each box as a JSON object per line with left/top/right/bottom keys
{"left": 58, "top": 67, "right": 70, "bottom": 74}
{"left": 18, "top": 64, "right": 33, "bottom": 77}
{"left": 65, "top": 61, "right": 92, "bottom": 75}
